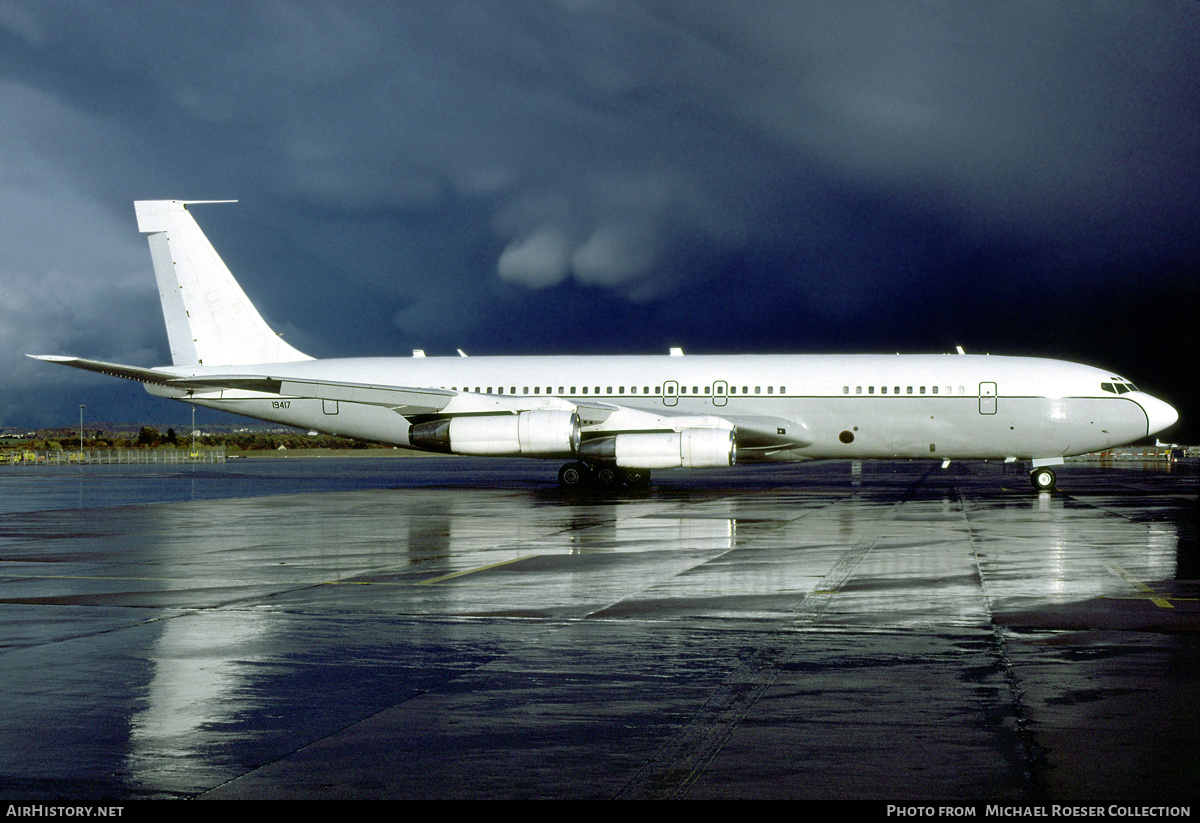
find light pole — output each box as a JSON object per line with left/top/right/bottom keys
{"left": 79, "top": 404, "right": 85, "bottom": 455}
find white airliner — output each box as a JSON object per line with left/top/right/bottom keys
{"left": 32, "top": 200, "right": 1179, "bottom": 491}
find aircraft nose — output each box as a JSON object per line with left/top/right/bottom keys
{"left": 1137, "top": 393, "right": 1179, "bottom": 437}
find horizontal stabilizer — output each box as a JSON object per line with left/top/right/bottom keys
{"left": 27, "top": 355, "right": 176, "bottom": 386}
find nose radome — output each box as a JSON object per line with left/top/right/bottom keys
{"left": 1137, "top": 394, "right": 1179, "bottom": 437}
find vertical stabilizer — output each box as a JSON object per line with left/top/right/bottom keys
{"left": 134, "top": 200, "right": 311, "bottom": 366}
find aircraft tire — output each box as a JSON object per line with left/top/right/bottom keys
{"left": 1031, "top": 467, "right": 1057, "bottom": 491}
{"left": 592, "top": 464, "right": 620, "bottom": 488}
{"left": 620, "top": 468, "right": 651, "bottom": 487}
{"left": 558, "top": 462, "right": 589, "bottom": 489}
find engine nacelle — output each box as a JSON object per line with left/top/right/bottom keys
{"left": 410, "top": 411, "right": 580, "bottom": 457}
{"left": 578, "top": 428, "right": 736, "bottom": 469}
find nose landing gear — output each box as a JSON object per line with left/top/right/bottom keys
{"left": 1030, "top": 467, "right": 1057, "bottom": 491}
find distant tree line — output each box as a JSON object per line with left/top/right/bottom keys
{"left": 11, "top": 427, "right": 388, "bottom": 452}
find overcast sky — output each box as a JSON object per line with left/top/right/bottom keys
{"left": 1, "top": 1, "right": 1197, "bottom": 439}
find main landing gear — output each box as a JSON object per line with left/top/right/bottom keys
{"left": 558, "top": 461, "right": 651, "bottom": 490}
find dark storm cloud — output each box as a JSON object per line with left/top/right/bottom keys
{"left": 0, "top": 1, "right": 1196, "bottom": 432}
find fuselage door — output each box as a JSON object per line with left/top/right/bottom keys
{"left": 713, "top": 380, "right": 728, "bottom": 406}
{"left": 979, "top": 382, "right": 997, "bottom": 415}
{"left": 663, "top": 380, "right": 679, "bottom": 407}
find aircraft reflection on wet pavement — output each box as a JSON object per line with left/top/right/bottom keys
{"left": 2, "top": 456, "right": 1197, "bottom": 799}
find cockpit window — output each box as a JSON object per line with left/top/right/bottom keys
{"left": 1101, "top": 380, "right": 1138, "bottom": 394}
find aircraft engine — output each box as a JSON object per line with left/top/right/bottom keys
{"left": 578, "top": 429, "right": 736, "bottom": 469}
{"left": 410, "top": 411, "right": 580, "bottom": 457}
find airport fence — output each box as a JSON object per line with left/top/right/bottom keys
{"left": 0, "top": 448, "right": 227, "bottom": 466}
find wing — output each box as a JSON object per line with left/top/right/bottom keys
{"left": 30, "top": 355, "right": 810, "bottom": 464}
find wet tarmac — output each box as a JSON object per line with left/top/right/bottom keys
{"left": 0, "top": 456, "right": 1196, "bottom": 800}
